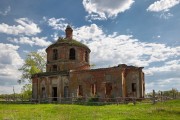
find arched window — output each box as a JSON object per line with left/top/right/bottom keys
{"left": 91, "top": 84, "right": 96, "bottom": 95}
{"left": 42, "top": 87, "right": 46, "bottom": 98}
{"left": 78, "top": 85, "right": 83, "bottom": 96}
{"left": 53, "top": 49, "right": 58, "bottom": 60}
{"left": 132, "top": 83, "right": 136, "bottom": 92}
{"left": 64, "top": 86, "right": 69, "bottom": 98}
{"left": 69, "top": 48, "right": 75, "bottom": 60}
{"left": 85, "top": 51, "right": 88, "bottom": 62}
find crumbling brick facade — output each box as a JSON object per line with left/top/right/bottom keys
{"left": 32, "top": 25, "right": 145, "bottom": 102}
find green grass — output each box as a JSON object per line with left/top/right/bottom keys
{"left": 0, "top": 100, "right": 179, "bottom": 120}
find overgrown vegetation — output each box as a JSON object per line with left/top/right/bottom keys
{"left": 146, "top": 88, "right": 179, "bottom": 99}
{"left": 0, "top": 84, "right": 32, "bottom": 101}
{"left": 49, "top": 38, "right": 90, "bottom": 50}
{"left": 15, "top": 51, "right": 46, "bottom": 100}
{"left": 18, "top": 51, "right": 46, "bottom": 83}
{"left": 20, "top": 84, "right": 32, "bottom": 100}
{"left": 0, "top": 100, "right": 179, "bottom": 120}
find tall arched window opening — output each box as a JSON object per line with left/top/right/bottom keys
{"left": 78, "top": 85, "right": 83, "bottom": 96}
{"left": 53, "top": 49, "right": 58, "bottom": 60}
{"left": 91, "top": 83, "right": 96, "bottom": 95}
{"left": 85, "top": 51, "right": 88, "bottom": 62}
{"left": 69, "top": 48, "right": 75, "bottom": 60}
{"left": 64, "top": 86, "right": 69, "bottom": 98}
{"left": 42, "top": 87, "right": 46, "bottom": 98}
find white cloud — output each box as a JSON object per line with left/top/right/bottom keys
{"left": 46, "top": 17, "right": 68, "bottom": 30}
{"left": 159, "top": 12, "right": 173, "bottom": 19}
{"left": 0, "top": 18, "right": 41, "bottom": 36}
{"left": 51, "top": 32, "right": 59, "bottom": 41}
{"left": 37, "top": 48, "right": 46, "bottom": 55}
{"left": 0, "top": 43, "right": 24, "bottom": 94}
{"left": 0, "top": 84, "right": 25, "bottom": 94}
{"left": 0, "top": 44, "right": 47, "bottom": 93}
{"left": 144, "top": 60, "right": 180, "bottom": 76}
{"left": 153, "top": 35, "right": 161, "bottom": 39}
{"left": 74, "top": 24, "right": 104, "bottom": 41}
{"left": 0, "top": 43, "right": 23, "bottom": 67}
{"left": 0, "top": 6, "right": 11, "bottom": 16}
{"left": 157, "top": 35, "right": 161, "bottom": 38}
{"left": 147, "top": 0, "right": 180, "bottom": 12}
{"left": 8, "top": 36, "right": 52, "bottom": 47}
{"left": 83, "top": 0, "right": 134, "bottom": 20}
{"left": 165, "top": 59, "right": 180, "bottom": 65}
{"left": 145, "top": 77, "right": 180, "bottom": 93}
{"left": 72, "top": 24, "right": 180, "bottom": 69}
{"left": 32, "top": 37, "right": 51, "bottom": 47}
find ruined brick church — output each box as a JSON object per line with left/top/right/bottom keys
{"left": 32, "top": 25, "right": 145, "bottom": 102}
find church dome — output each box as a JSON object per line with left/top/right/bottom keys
{"left": 45, "top": 25, "right": 91, "bottom": 72}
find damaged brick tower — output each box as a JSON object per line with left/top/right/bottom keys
{"left": 32, "top": 25, "right": 145, "bottom": 103}
{"left": 46, "top": 25, "right": 91, "bottom": 72}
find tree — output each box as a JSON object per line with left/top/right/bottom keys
{"left": 21, "top": 84, "right": 32, "bottom": 100}
{"left": 163, "top": 88, "right": 179, "bottom": 98}
{"left": 18, "top": 51, "right": 46, "bottom": 83}
{"left": 90, "top": 64, "right": 96, "bottom": 68}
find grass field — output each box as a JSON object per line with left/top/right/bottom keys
{"left": 0, "top": 100, "right": 179, "bottom": 120}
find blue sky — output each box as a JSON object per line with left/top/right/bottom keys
{"left": 0, "top": 0, "right": 179, "bottom": 94}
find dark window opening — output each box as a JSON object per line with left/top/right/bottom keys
{"left": 42, "top": 87, "right": 45, "bottom": 91}
{"left": 52, "top": 87, "right": 57, "bottom": 101}
{"left": 105, "top": 83, "right": 112, "bottom": 97}
{"left": 52, "top": 65, "right": 57, "bottom": 71}
{"left": 64, "top": 86, "right": 69, "bottom": 98}
{"left": 42, "top": 87, "right": 46, "bottom": 98}
{"left": 78, "top": 85, "right": 83, "bottom": 96}
{"left": 132, "top": 83, "right": 136, "bottom": 92}
{"left": 53, "top": 49, "right": 58, "bottom": 60}
{"left": 143, "top": 83, "right": 145, "bottom": 92}
{"left": 69, "top": 48, "right": 75, "bottom": 60}
{"left": 91, "top": 84, "right": 96, "bottom": 95}
{"left": 85, "top": 51, "right": 88, "bottom": 62}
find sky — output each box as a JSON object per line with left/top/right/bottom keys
{"left": 0, "top": 0, "right": 179, "bottom": 94}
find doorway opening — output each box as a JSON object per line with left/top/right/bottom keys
{"left": 42, "top": 87, "right": 46, "bottom": 98}
{"left": 105, "top": 83, "right": 112, "bottom": 97}
{"left": 52, "top": 87, "right": 57, "bottom": 101}
{"left": 132, "top": 83, "right": 136, "bottom": 92}
{"left": 78, "top": 85, "right": 83, "bottom": 96}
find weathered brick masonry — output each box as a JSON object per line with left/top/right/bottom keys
{"left": 32, "top": 25, "right": 145, "bottom": 102}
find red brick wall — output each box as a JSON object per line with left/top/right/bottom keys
{"left": 69, "top": 67, "right": 123, "bottom": 98}
{"left": 46, "top": 45, "right": 90, "bottom": 72}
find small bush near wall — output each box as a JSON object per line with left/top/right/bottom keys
{"left": 87, "top": 97, "right": 99, "bottom": 105}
